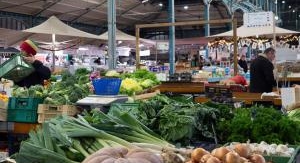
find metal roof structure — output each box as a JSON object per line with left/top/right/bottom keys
{"left": 0, "top": 0, "right": 298, "bottom": 39}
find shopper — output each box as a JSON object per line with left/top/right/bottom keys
{"left": 15, "top": 40, "right": 51, "bottom": 87}
{"left": 250, "top": 47, "right": 276, "bottom": 93}
{"left": 238, "top": 54, "right": 248, "bottom": 73}
{"left": 94, "top": 57, "right": 101, "bottom": 65}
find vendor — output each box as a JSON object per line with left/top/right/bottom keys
{"left": 15, "top": 40, "right": 51, "bottom": 87}
{"left": 250, "top": 47, "right": 276, "bottom": 93}
{"left": 238, "top": 54, "right": 248, "bottom": 73}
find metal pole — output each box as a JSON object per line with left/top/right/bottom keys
{"left": 51, "top": 34, "right": 56, "bottom": 72}
{"left": 273, "top": 12, "right": 276, "bottom": 49}
{"left": 107, "top": 0, "right": 116, "bottom": 69}
{"left": 135, "top": 27, "right": 140, "bottom": 69}
{"left": 204, "top": 0, "right": 212, "bottom": 59}
{"left": 169, "top": 0, "right": 175, "bottom": 74}
{"left": 233, "top": 19, "right": 238, "bottom": 76}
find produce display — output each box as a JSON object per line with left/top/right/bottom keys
{"left": 13, "top": 109, "right": 183, "bottom": 163}
{"left": 82, "top": 147, "right": 163, "bottom": 163}
{"left": 188, "top": 145, "right": 267, "bottom": 163}
{"left": 110, "top": 95, "right": 219, "bottom": 144}
{"left": 226, "top": 142, "right": 295, "bottom": 157}
{"left": 11, "top": 68, "right": 91, "bottom": 105}
{"left": 209, "top": 103, "right": 300, "bottom": 145}
{"left": 119, "top": 69, "right": 160, "bottom": 95}
{"left": 3, "top": 67, "right": 300, "bottom": 163}
{"left": 288, "top": 108, "right": 300, "bottom": 123}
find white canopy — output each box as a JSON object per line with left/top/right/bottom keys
{"left": 98, "top": 29, "right": 136, "bottom": 41}
{"left": 97, "top": 29, "right": 156, "bottom": 45}
{"left": 210, "top": 25, "right": 300, "bottom": 38}
{"left": 23, "top": 16, "right": 99, "bottom": 39}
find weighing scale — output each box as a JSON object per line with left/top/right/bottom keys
{"left": 76, "top": 95, "right": 128, "bottom": 113}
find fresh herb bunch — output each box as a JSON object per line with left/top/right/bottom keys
{"left": 216, "top": 105, "right": 300, "bottom": 145}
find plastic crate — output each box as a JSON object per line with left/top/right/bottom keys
{"left": 7, "top": 109, "right": 37, "bottom": 123}
{"left": 37, "top": 104, "right": 79, "bottom": 123}
{"left": 0, "top": 54, "right": 34, "bottom": 82}
{"left": 263, "top": 146, "right": 299, "bottom": 163}
{"left": 92, "top": 78, "right": 122, "bottom": 95}
{"left": 0, "top": 108, "right": 7, "bottom": 121}
{"left": 0, "top": 100, "right": 8, "bottom": 109}
{"left": 8, "top": 97, "right": 43, "bottom": 110}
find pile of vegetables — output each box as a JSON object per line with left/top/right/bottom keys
{"left": 82, "top": 147, "right": 163, "bottom": 163}
{"left": 11, "top": 68, "right": 91, "bottom": 105}
{"left": 110, "top": 95, "right": 220, "bottom": 145}
{"left": 288, "top": 108, "right": 300, "bottom": 123}
{"left": 226, "top": 141, "right": 295, "bottom": 157}
{"left": 188, "top": 144, "right": 267, "bottom": 163}
{"left": 13, "top": 109, "right": 179, "bottom": 163}
{"left": 0, "top": 93, "right": 9, "bottom": 103}
{"left": 119, "top": 69, "right": 160, "bottom": 95}
{"left": 215, "top": 105, "right": 300, "bottom": 145}
{"left": 11, "top": 85, "right": 46, "bottom": 98}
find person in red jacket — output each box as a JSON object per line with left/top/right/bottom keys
{"left": 15, "top": 40, "right": 51, "bottom": 87}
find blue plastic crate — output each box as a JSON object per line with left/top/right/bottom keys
{"left": 92, "top": 78, "right": 122, "bottom": 95}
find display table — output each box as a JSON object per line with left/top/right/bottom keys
{"left": 232, "top": 92, "right": 281, "bottom": 105}
{"left": 194, "top": 92, "right": 282, "bottom": 106}
{"left": 278, "top": 73, "right": 300, "bottom": 86}
{"left": 152, "top": 82, "right": 205, "bottom": 94}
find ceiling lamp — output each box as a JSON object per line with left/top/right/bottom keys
{"left": 184, "top": 5, "right": 189, "bottom": 10}
{"left": 159, "top": 2, "right": 163, "bottom": 7}
{"left": 141, "top": 0, "right": 149, "bottom": 3}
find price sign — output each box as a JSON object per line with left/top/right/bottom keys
{"left": 244, "top": 12, "right": 273, "bottom": 28}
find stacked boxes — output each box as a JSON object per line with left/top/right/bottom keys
{"left": 7, "top": 98, "right": 43, "bottom": 123}
{"left": 37, "top": 104, "right": 79, "bottom": 123}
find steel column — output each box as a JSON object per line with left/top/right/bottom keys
{"left": 107, "top": 0, "right": 117, "bottom": 69}
{"left": 204, "top": 0, "right": 212, "bottom": 59}
{"left": 168, "top": 0, "right": 175, "bottom": 74}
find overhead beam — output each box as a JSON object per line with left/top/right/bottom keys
{"left": 70, "top": 1, "right": 107, "bottom": 23}
{"left": 0, "top": 0, "right": 42, "bottom": 10}
{"left": 118, "top": 2, "right": 143, "bottom": 16}
{"left": 136, "top": 19, "right": 232, "bottom": 28}
{"left": 34, "top": 0, "right": 62, "bottom": 17}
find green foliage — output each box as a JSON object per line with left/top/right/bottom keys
{"left": 12, "top": 85, "right": 46, "bottom": 98}
{"left": 216, "top": 105, "right": 300, "bottom": 145}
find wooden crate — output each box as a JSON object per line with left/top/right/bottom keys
{"left": 134, "top": 90, "right": 160, "bottom": 100}
{"left": 37, "top": 104, "right": 79, "bottom": 123}
{"left": 0, "top": 108, "right": 7, "bottom": 121}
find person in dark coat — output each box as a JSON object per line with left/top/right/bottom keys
{"left": 250, "top": 47, "right": 276, "bottom": 93}
{"left": 15, "top": 40, "right": 51, "bottom": 87}
{"left": 238, "top": 54, "right": 248, "bottom": 73}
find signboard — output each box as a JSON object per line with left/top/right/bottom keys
{"left": 116, "top": 47, "right": 131, "bottom": 56}
{"left": 140, "top": 50, "right": 150, "bottom": 56}
{"left": 157, "top": 42, "right": 169, "bottom": 51}
{"left": 244, "top": 12, "right": 273, "bottom": 28}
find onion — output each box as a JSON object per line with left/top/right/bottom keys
{"left": 249, "top": 154, "right": 265, "bottom": 163}
{"left": 200, "top": 154, "right": 213, "bottom": 163}
{"left": 212, "top": 147, "right": 231, "bottom": 161}
{"left": 191, "top": 148, "right": 209, "bottom": 163}
{"left": 225, "top": 151, "right": 241, "bottom": 163}
{"left": 185, "top": 161, "right": 193, "bottom": 163}
{"left": 234, "top": 143, "right": 250, "bottom": 158}
{"left": 206, "top": 157, "right": 221, "bottom": 163}
{"left": 240, "top": 157, "right": 249, "bottom": 163}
